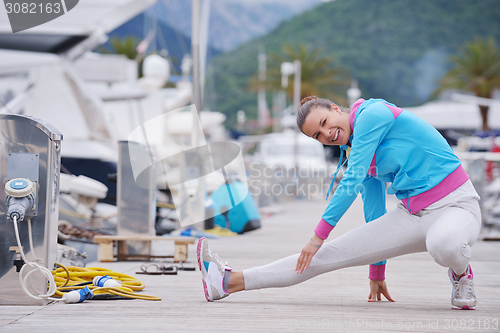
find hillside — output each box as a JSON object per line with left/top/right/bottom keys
{"left": 152, "top": 0, "right": 323, "bottom": 51}
{"left": 205, "top": 0, "right": 500, "bottom": 127}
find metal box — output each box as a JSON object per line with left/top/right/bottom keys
{"left": 0, "top": 114, "right": 62, "bottom": 305}
{"left": 117, "top": 141, "right": 156, "bottom": 258}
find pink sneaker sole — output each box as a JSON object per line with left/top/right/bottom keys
{"left": 197, "top": 237, "right": 205, "bottom": 271}
{"left": 202, "top": 279, "right": 211, "bottom": 302}
{"left": 452, "top": 305, "right": 475, "bottom": 310}
{"left": 197, "top": 237, "right": 212, "bottom": 302}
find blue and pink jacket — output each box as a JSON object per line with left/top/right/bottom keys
{"left": 314, "top": 98, "right": 469, "bottom": 279}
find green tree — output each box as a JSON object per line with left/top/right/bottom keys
{"left": 99, "top": 36, "right": 139, "bottom": 60}
{"left": 250, "top": 44, "right": 350, "bottom": 105}
{"left": 435, "top": 37, "right": 500, "bottom": 131}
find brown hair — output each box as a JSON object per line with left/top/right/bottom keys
{"left": 297, "top": 96, "right": 334, "bottom": 132}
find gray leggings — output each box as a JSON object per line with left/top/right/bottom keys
{"left": 243, "top": 196, "right": 481, "bottom": 291}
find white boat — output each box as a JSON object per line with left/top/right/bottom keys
{"left": 0, "top": 0, "right": 232, "bottom": 244}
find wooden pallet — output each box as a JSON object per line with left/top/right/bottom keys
{"left": 93, "top": 235, "right": 196, "bottom": 262}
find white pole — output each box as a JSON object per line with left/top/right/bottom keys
{"left": 347, "top": 79, "right": 361, "bottom": 107}
{"left": 258, "top": 48, "right": 269, "bottom": 128}
{"left": 189, "top": 0, "right": 206, "bottom": 230}
{"left": 293, "top": 60, "right": 301, "bottom": 118}
{"left": 293, "top": 60, "right": 301, "bottom": 173}
{"left": 192, "top": 0, "right": 202, "bottom": 147}
{"left": 199, "top": 0, "right": 211, "bottom": 105}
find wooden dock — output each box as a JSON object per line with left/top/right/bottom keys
{"left": 1, "top": 196, "right": 499, "bottom": 332}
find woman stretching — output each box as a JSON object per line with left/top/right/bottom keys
{"left": 197, "top": 96, "right": 480, "bottom": 310}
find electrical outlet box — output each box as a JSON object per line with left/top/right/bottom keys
{"left": 7, "top": 153, "right": 39, "bottom": 218}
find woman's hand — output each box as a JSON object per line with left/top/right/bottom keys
{"left": 296, "top": 235, "right": 324, "bottom": 274}
{"left": 368, "top": 279, "right": 395, "bottom": 302}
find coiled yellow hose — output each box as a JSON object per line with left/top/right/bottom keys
{"left": 51, "top": 264, "right": 161, "bottom": 301}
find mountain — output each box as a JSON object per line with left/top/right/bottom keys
{"left": 101, "top": 0, "right": 323, "bottom": 76}
{"left": 102, "top": 12, "right": 219, "bottom": 74}
{"left": 151, "top": 0, "right": 324, "bottom": 51}
{"left": 205, "top": 0, "right": 500, "bottom": 127}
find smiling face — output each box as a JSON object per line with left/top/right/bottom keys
{"left": 301, "top": 104, "right": 352, "bottom": 146}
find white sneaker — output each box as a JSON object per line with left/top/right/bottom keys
{"left": 448, "top": 265, "right": 476, "bottom": 310}
{"left": 197, "top": 237, "right": 232, "bottom": 302}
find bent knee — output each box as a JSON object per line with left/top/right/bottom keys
{"left": 426, "top": 234, "right": 470, "bottom": 268}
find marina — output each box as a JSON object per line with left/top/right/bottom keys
{"left": 0, "top": 1, "right": 500, "bottom": 332}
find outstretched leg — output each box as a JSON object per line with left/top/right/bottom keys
{"left": 242, "top": 204, "right": 427, "bottom": 291}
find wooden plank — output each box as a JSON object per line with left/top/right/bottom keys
{"left": 117, "top": 240, "right": 129, "bottom": 257}
{"left": 174, "top": 242, "right": 188, "bottom": 262}
{"left": 93, "top": 235, "right": 195, "bottom": 244}
{"left": 94, "top": 235, "right": 195, "bottom": 262}
{"left": 97, "top": 241, "right": 114, "bottom": 262}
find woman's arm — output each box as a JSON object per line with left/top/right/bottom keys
{"left": 362, "top": 176, "right": 388, "bottom": 270}
{"left": 295, "top": 234, "right": 324, "bottom": 274}
{"left": 361, "top": 161, "right": 393, "bottom": 302}
{"left": 298, "top": 102, "right": 397, "bottom": 273}
{"left": 321, "top": 102, "right": 396, "bottom": 231}
{"left": 361, "top": 176, "right": 386, "bottom": 222}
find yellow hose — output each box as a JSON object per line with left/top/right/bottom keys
{"left": 51, "top": 263, "right": 161, "bottom": 301}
